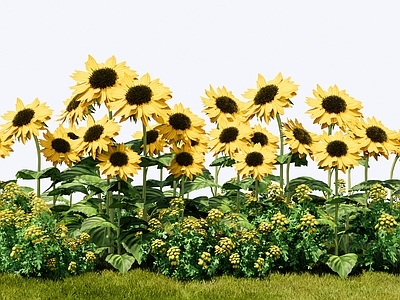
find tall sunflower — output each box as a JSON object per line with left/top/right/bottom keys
{"left": 201, "top": 85, "right": 246, "bottom": 127}
{"left": 133, "top": 125, "right": 167, "bottom": 157}
{"left": 313, "top": 131, "right": 361, "bottom": 173}
{"left": 0, "top": 136, "right": 14, "bottom": 158}
{"left": 58, "top": 95, "right": 92, "bottom": 125}
{"left": 168, "top": 144, "right": 205, "bottom": 180}
{"left": 243, "top": 73, "right": 298, "bottom": 123}
{"left": 234, "top": 143, "right": 277, "bottom": 180}
{"left": 155, "top": 103, "right": 206, "bottom": 143}
{"left": 306, "top": 84, "right": 363, "bottom": 130}
{"left": 282, "top": 119, "right": 319, "bottom": 158}
{"left": 109, "top": 73, "right": 172, "bottom": 126}
{"left": 75, "top": 115, "right": 121, "bottom": 159}
{"left": 97, "top": 143, "right": 141, "bottom": 181}
{"left": 0, "top": 98, "right": 52, "bottom": 144}
{"left": 350, "top": 116, "right": 399, "bottom": 160}
{"left": 249, "top": 124, "right": 279, "bottom": 153}
{"left": 71, "top": 55, "right": 137, "bottom": 106}
{"left": 209, "top": 120, "right": 252, "bottom": 158}
{"left": 40, "top": 125, "right": 81, "bottom": 167}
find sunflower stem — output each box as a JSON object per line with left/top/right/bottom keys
{"left": 142, "top": 123, "right": 148, "bottom": 221}
{"left": 285, "top": 154, "right": 292, "bottom": 203}
{"left": 389, "top": 154, "right": 399, "bottom": 207}
{"left": 236, "top": 173, "right": 240, "bottom": 213}
{"left": 180, "top": 176, "right": 186, "bottom": 220}
{"left": 276, "top": 114, "right": 284, "bottom": 193}
{"left": 364, "top": 155, "right": 369, "bottom": 182}
{"left": 33, "top": 135, "right": 41, "bottom": 197}
{"left": 334, "top": 167, "right": 339, "bottom": 256}
{"left": 117, "top": 181, "right": 121, "bottom": 255}
{"left": 214, "top": 165, "right": 220, "bottom": 197}
{"left": 347, "top": 168, "right": 351, "bottom": 195}
{"left": 254, "top": 179, "right": 259, "bottom": 202}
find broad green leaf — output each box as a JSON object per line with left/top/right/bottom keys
{"left": 81, "top": 215, "right": 118, "bottom": 232}
{"left": 183, "top": 173, "right": 219, "bottom": 194}
{"left": 16, "top": 167, "right": 61, "bottom": 181}
{"left": 291, "top": 152, "right": 308, "bottom": 167}
{"left": 350, "top": 180, "right": 385, "bottom": 192}
{"left": 209, "top": 156, "right": 236, "bottom": 167}
{"left": 76, "top": 175, "right": 116, "bottom": 193}
{"left": 68, "top": 203, "right": 98, "bottom": 217}
{"left": 120, "top": 231, "right": 153, "bottom": 265}
{"left": 326, "top": 253, "right": 358, "bottom": 279}
{"left": 286, "top": 176, "right": 332, "bottom": 196}
{"left": 275, "top": 153, "right": 292, "bottom": 164}
{"left": 222, "top": 177, "right": 255, "bottom": 191}
{"left": 106, "top": 253, "right": 135, "bottom": 274}
{"left": 47, "top": 182, "right": 89, "bottom": 196}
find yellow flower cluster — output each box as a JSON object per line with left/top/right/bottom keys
{"left": 258, "top": 221, "right": 274, "bottom": 234}
{"left": 375, "top": 213, "right": 398, "bottom": 233}
{"left": 24, "top": 224, "right": 47, "bottom": 243}
{"left": 334, "top": 179, "right": 347, "bottom": 195}
{"left": 206, "top": 208, "right": 224, "bottom": 225}
{"left": 233, "top": 229, "right": 259, "bottom": 244}
{"left": 198, "top": 251, "right": 211, "bottom": 269}
{"left": 68, "top": 261, "right": 77, "bottom": 273}
{"left": 148, "top": 218, "right": 162, "bottom": 231}
{"left": 293, "top": 184, "right": 312, "bottom": 201}
{"left": 169, "top": 197, "right": 185, "bottom": 210}
{"left": 229, "top": 253, "right": 241, "bottom": 268}
{"left": 151, "top": 239, "right": 166, "bottom": 254}
{"left": 368, "top": 184, "right": 388, "bottom": 202}
{"left": 298, "top": 212, "right": 319, "bottom": 233}
{"left": 0, "top": 208, "right": 30, "bottom": 228}
{"left": 0, "top": 209, "right": 14, "bottom": 226}
{"left": 266, "top": 245, "right": 282, "bottom": 260}
{"left": 215, "top": 237, "right": 235, "bottom": 255}
{"left": 64, "top": 233, "right": 91, "bottom": 251}
{"left": 31, "top": 196, "right": 51, "bottom": 215}
{"left": 47, "top": 257, "right": 57, "bottom": 270}
{"left": 85, "top": 251, "right": 96, "bottom": 262}
{"left": 135, "top": 208, "right": 143, "bottom": 218}
{"left": 10, "top": 244, "right": 23, "bottom": 260}
{"left": 55, "top": 224, "right": 68, "bottom": 238}
{"left": 267, "top": 183, "right": 284, "bottom": 202}
{"left": 254, "top": 257, "right": 265, "bottom": 271}
{"left": 181, "top": 217, "right": 206, "bottom": 235}
{"left": 271, "top": 212, "right": 289, "bottom": 232}
{"left": 245, "top": 192, "right": 257, "bottom": 205}
{"left": 166, "top": 246, "right": 181, "bottom": 266}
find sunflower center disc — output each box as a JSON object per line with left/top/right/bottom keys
{"left": 89, "top": 68, "right": 118, "bottom": 89}
{"left": 293, "top": 128, "right": 312, "bottom": 145}
{"left": 251, "top": 132, "right": 268, "bottom": 146}
{"left": 12, "top": 109, "right": 35, "bottom": 127}
{"left": 215, "top": 96, "right": 238, "bottom": 114}
{"left": 51, "top": 138, "right": 71, "bottom": 153}
{"left": 84, "top": 124, "right": 104, "bottom": 142}
{"left": 126, "top": 85, "right": 153, "bottom": 106}
{"left": 176, "top": 152, "right": 194, "bottom": 166}
{"left": 321, "top": 95, "right": 347, "bottom": 114}
{"left": 146, "top": 130, "right": 159, "bottom": 144}
{"left": 245, "top": 152, "right": 264, "bottom": 166}
{"left": 110, "top": 151, "right": 129, "bottom": 167}
{"left": 254, "top": 85, "right": 279, "bottom": 105}
{"left": 219, "top": 127, "right": 239, "bottom": 143}
{"left": 326, "top": 140, "right": 348, "bottom": 157}
{"left": 169, "top": 113, "right": 192, "bottom": 130}
{"left": 366, "top": 126, "right": 387, "bottom": 143}
{"left": 68, "top": 132, "right": 79, "bottom": 140}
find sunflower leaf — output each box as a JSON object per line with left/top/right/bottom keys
{"left": 106, "top": 253, "right": 135, "bottom": 274}
{"left": 209, "top": 156, "right": 236, "bottom": 167}
{"left": 326, "top": 253, "right": 358, "bottom": 279}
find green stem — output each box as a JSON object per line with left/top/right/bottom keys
{"left": 364, "top": 155, "right": 369, "bottom": 182}
{"left": 142, "top": 123, "right": 148, "bottom": 221}
{"left": 33, "top": 135, "right": 41, "bottom": 197}
{"left": 389, "top": 154, "right": 399, "bottom": 207}
{"left": 173, "top": 180, "right": 177, "bottom": 198}
{"left": 214, "top": 165, "right": 220, "bottom": 197}
{"left": 254, "top": 179, "right": 259, "bottom": 203}
{"left": 285, "top": 154, "right": 292, "bottom": 203}
{"left": 236, "top": 173, "right": 240, "bottom": 213}
{"left": 159, "top": 164, "right": 163, "bottom": 192}
{"left": 180, "top": 176, "right": 186, "bottom": 220}
{"left": 117, "top": 181, "right": 121, "bottom": 255}
{"left": 276, "top": 113, "right": 284, "bottom": 192}
{"left": 347, "top": 168, "right": 351, "bottom": 195}
{"left": 334, "top": 167, "right": 339, "bottom": 256}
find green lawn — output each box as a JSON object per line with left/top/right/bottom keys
{"left": 1, "top": 269, "right": 400, "bottom": 300}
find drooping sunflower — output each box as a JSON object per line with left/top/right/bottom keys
{"left": 75, "top": 115, "right": 121, "bottom": 159}
{"left": 109, "top": 73, "right": 172, "bottom": 126}
{"left": 71, "top": 55, "right": 137, "bottom": 106}
{"left": 155, "top": 103, "right": 206, "bottom": 143}
{"left": 209, "top": 120, "right": 252, "bottom": 158}
{"left": 0, "top": 136, "right": 14, "bottom": 158}
{"left": 0, "top": 98, "right": 52, "bottom": 144}
{"left": 243, "top": 73, "right": 298, "bottom": 123}
{"left": 234, "top": 143, "right": 277, "bottom": 181}
{"left": 133, "top": 125, "right": 167, "bottom": 157}
{"left": 58, "top": 95, "right": 92, "bottom": 125}
{"left": 168, "top": 144, "right": 205, "bottom": 180}
{"left": 97, "top": 143, "right": 141, "bottom": 181}
{"left": 313, "top": 131, "right": 361, "bottom": 173}
{"left": 249, "top": 124, "right": 279, "bottom": 153}
{"left": 40, "top": 125, "right": 81, "bottom": 167}
{"left": 201, "top": 85, "right": 246, "bottom": 127}
{"left": 282, "top": 119, "right": 319, "bottom": 158}
{"left": 350, "top": 116, "right": 399, "bottom": 160}
{"left": 306, "top": 84, "right": 363, "bottom": 130}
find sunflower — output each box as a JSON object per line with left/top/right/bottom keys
{"left": 58, "top": 95, "right": 92, "bottom": 125}
{"left": 306, "top": 84, "right": 363, "bottom": 130}
{"left": 97, "top": 143, "right": 141, "bottom": 181}
{"left": 249, "top": 124, "right": 279, "bottom": 153}
{"left": 133, "top": 125, "right": 167, "bottom": 157}
{"left": 313, "top": 131, "right": 361, "bottom": 173}
{"left": 201, "top": 85, "right": 246, "bottom": 127}
{"left": 75, "top": 115, "right": 121, "bottom": 158}
{"left": 155, "top": 103, "right": 206, "bottom": 143}
{"left": 71, "top": 55, "right": 137, "bottom": 106}
{"left": 0, "top": 136, "right": 14, "bottom": 158}
{"left": 40, "top": 125, "right": 81, "bottom": 167}
{"left": 282, "top": 119, "right": 319, "bottom": 158}
{"left": 209, "top": 120, "right": 252, "bottom": 158}
{"left": 243, "top": 73, "right": 298, "bottom": 123}
{"left": 168, "top": 144, "right": 205, "bottom": 180}
{"left": 234, "top": 143, "right": 277, "bottom": 180}
{"left": 0, "top": 98, "right": 52, "bottom": 144}
{"left": 109, "top": 73, "right": 172, "bottom": 126}
{"left": 350, "top": 116, "right": 399, "bottom": 160}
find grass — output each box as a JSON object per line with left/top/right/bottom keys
{"left": 1, "top": 269, "right": 400, "bottom": 300}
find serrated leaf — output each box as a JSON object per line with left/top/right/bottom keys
{"left": 183, "top": 173, "right": 219, "bottom": 194}
{"left": 326, "top": 253, "right": 358, "bottom": 279}
{"left": 68, "top": 203, "right": 98, "bottom": 217}
{"left": 120, "top": 231, "right": 153, "bottom": 265}
{"left": 106, "top": 253, "right": 135, "bottom": 274}
{"left": 209, "top": 156, "right": 236, "bottom": 167}
{"left": 48, "top": 182, "right": 89, "bottom": 196}
{"left": 222, "top": 177, "right": 255, "bottom": 191}
{"left": 16, "top": 167, "right": 61, "bottom": 180}
{"left": 81, "top": 215, "right": 118, "bottom": 232}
